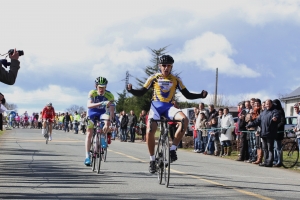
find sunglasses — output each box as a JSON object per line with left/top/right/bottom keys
{"left": 161, "top": 64, "right": 173, "bottom": 68}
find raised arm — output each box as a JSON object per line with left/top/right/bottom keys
{"left": 180, "top": 88, "right": 208, "bottom": 100}
{"left": 127, "top": 84, "right": 149, "bottom": 96}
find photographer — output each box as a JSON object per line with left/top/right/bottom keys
{"left": 0, "top": 93, "right": 6, "bottom": 131}
{"left": 0, "top": 49, "right": 20, "bottom": 85}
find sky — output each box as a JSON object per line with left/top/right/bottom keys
{"left": 1, "top": 0, "right": 300, "bottom": 115}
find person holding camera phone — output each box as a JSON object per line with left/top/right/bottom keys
{"left": 0, "top": 49, "right": 21, "bottom": 85}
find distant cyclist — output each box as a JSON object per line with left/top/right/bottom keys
{"left": 8, "top": 110, "right": 16, "bottom": 128}
{"left": 15, "top": 113, "right": 20, "bottom": 128}
{"left": 84, "top": 76, "right": 115, "bottom": 166}
{"left": 127, "top": 55, "right": 208, "bottom": 173}
{"left": 41, "top": 103, "right": 55, "bottom": 141}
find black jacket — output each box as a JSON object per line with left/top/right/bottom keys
{"left": 128, "top": 114, "right": 137, "bottom": 127}
{"left": 247, "top": 106, "right": 280, "bottom": 139}
{"left": 121, "top": 115, "right": 129, "bottom": 129}
{"left": 63, "top": 115, "right": 71, "bottom": 123}
{"left": 238, "top": 109, "right": 251, "bottom": 131}
{"left": 207, "top": 109, "right": 218, "bottom": 122}
{"left": 273, "top": 99, "right": 286, "bottom": 141}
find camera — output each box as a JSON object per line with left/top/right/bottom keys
{"left": 8, "top": 49, "right": 24, "bottom": 56}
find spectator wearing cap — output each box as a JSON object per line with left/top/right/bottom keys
{"left": 246, "top": 99, "right": 280, "bottom": 167}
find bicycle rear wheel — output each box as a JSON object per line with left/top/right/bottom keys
{"left": 97, "top": 134, "right": 102, "bottom": 174}
{"left": 163, "top": 135, "right": 170, "bottom": 187}
{"left": 282, "top": 142, "right": 299, "bottom": 168}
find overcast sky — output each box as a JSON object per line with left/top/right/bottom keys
{"left": 1, "top": 0, "right": 299, "bottom": 115}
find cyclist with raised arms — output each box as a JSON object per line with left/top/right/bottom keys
{"left": 127, "top": 55, "right": 208, "bottom": 173}
{"left": 84, "top": 76, "right": 115, "bottom": 166}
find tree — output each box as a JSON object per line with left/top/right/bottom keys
{"left": 115, "top": 89, "right": 127, "bottom": 113}
{"left": 177, "top": 101, "right": 199, "bottom": 109}
{"left": 207, "top": 94, "right": 232, "bottom": 107}
{"left": 5, "top": 102, "right": 18, "bottom": 112}
{"left": 65, "top": 105, "right": 85, "bottom": 115}
{"left": 132, "top": 47, "right": 169, "bottom": 113}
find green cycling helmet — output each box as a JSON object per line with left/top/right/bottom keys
{"left": 95, "top": 76, "right": 108, "bottom": 87}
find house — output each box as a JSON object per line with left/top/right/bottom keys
{"left": 281, "top": 86, "right": 300, "bottom": 116}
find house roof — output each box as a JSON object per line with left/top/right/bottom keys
{"left": 281, "top": 86, "right": 300, "bottom": 101}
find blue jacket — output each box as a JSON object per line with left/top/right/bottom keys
{"left": 247, "top": 106, "right": 280, "bottom": 139}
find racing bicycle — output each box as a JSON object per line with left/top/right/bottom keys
{"left": 150, "top": 117, "right": 183, "bottom": 188}
{"left": 90, "top": 118, "right": 108, "bottom": 174}
{"left": 282, "top": 129, "right": 299, "bottom": 168}
{"left": 44, "top": 119, "right": 50, "bottom": 144}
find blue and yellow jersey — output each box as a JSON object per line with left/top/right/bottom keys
{"left": 144, "top": 73, "right": 186, "bottom": 103}
{"left": 88, "top": 89, "right": 114, "bottom": 112}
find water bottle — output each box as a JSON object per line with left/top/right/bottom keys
{"left": 101, "top": 134, "right": 107, "bottom": 148}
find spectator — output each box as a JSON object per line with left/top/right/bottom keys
{"left": 197, "top": 102, "right": 209, "bottom": 118}
{"left": 38, "top": 111, "right": 43, "bottom": 129}
{"left": 236, "top": 100, "right": 251, "bottom": 161}
{"left": 0, "top": 49, "right": 20, "bottom": 85}
{"left": 219, "top": 107, "right": 234, "bottom": 156}
{"left": 139, "top": 110, "right": 147, "bottom": 142}
{"left": 251, "top": 99, "right": 263, "bottom": 164}
{"left": 206, "top": 104, "right": 218, "bottom": 154}
{"left": 120, "top": 111, "right": 128, "bottom": 142}
{"left": 128, "top": 110, "right": 137, "bottom": 142}
{"left": 245, "top": 100, "right": 259, "bottom": 163}
{"left": 197, "top": 113, "right": 207, "bottom": 154}
{"left": 73, "top": 111, "right": 81, "bottom": 134}
{"left": 293, "top": 103, "right": 300, "bottom": 158}
{"left": 209, "top": 117, "right": 221, "bottom": 156}
{"left": 195, "top": 103, "right": 209, "bottom": 152}
{"left": 247, "top": 99, "right": 279, "bottom": 167}
{"left": 235, "top": 101, "right": 245, "bottom": 154}
{"left": 63, "top": 112, "right": 71, "bottom": 132}
{"left": 80, "top": 112, "right": 87, "bottom": 134}
{"left": 272, "top": 99, "right": 286, "bottom": 167}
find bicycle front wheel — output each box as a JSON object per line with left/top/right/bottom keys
{"left": 45, "top": 124, "right": 49, "bottom": 144}
{"left": 97, "top": 134, "right": 102, "bottom": 174}
{"left": 163, "top": 136, "right": 170, "bottom": 187}
{"left": 102, "top": 147, "right": 107, "bottom": 162}
{"left": 91, "top": 134, "right": 96, "bottom": 171}
{"left": 156, "top": 136, "right": 163, "bottom": 184}
{"left": 282, "top": 142, "right": 299, "bottom": 168}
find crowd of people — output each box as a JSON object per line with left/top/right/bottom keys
{"left": 3, "top": 109, "right": 87, "bottom": 134}
{"left": 192, "top": 98, "right": 288, "bottom": 168}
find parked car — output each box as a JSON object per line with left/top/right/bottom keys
{"left": 284, "top": 116, "right": 297, "bottom": 138}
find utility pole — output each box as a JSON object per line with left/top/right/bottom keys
{"left": 214, "top": 68, "right": 218, "bottom": 107}
{"left": 125, "top": 71, "right": 129, "bottom": 89}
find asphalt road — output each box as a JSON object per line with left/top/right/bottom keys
{"left": 1, "top": 128, "right": 300, "bottom": 200}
